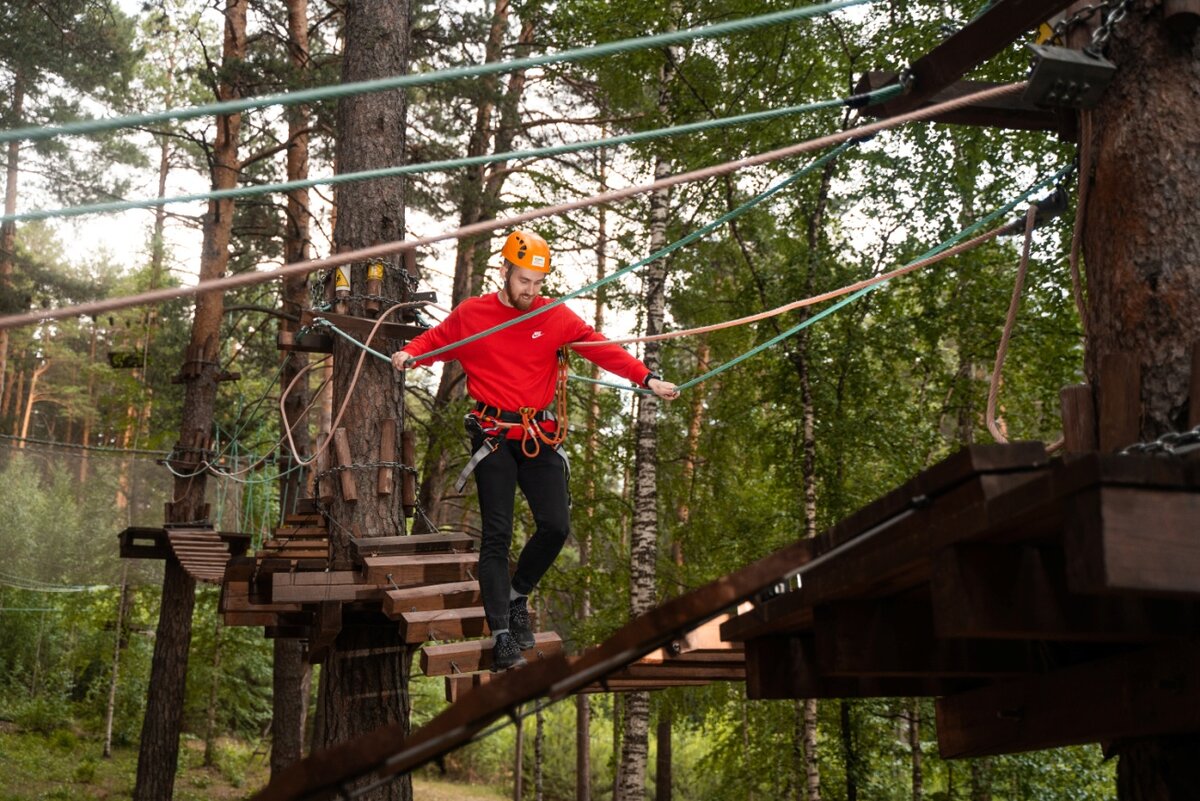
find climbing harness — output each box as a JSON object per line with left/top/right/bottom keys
{"left": 454, "top": 352, "right": 571, "bottom": 491}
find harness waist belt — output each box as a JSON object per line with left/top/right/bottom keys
{"left": 472, "top": 402, "right": 556, "bottom": 424}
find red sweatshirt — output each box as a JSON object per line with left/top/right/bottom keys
{"left": 405, "top": 293, "right": 650, "bottom": 418}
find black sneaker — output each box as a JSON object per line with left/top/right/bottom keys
{"left": 491, "top": 631, "right": 527, "bottom": 672}
{"left": 509, "top": 597, "right": 535, "bottom": 650}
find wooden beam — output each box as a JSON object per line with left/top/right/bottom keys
{"left": 332, "top": 428, "right": 356, "bottom": 503}
{"left": 377, "top": 418, "right": 395, "bottom": 496}
{"left": 277, "top": 330, "right": 334, "bottom": 354}
{"left": 307, "top": 601, "right": 342, "bottom": 664}
{"left": 361, "top": 553, "right": 477, "bottom": 586}
{"left": 933, "top": 542, "right": 1200, "bottom": 642}
{"left": 299, "top": 310, "right": 428, "bottom": 345}
{"left": 1098, "top": 352, "right": 1141, "bottom": 451}
{"left": 1059, "top": 383, "right": 1098, "bottom": 453}
{"left": 419, "top": 631, "right": 563, "bottom": 676}
{"left": 744, "top": 634, "right": 977, "bottom": 700}
{"left": 1191, "top": 341, "right": 1200, "bottom": 429}
{"left": 872, "top": 0, "right": 1078, "bottom": 118}
{"left": 383, "top": 580, "right": 482, "bottom": 617}
{"left": 936, "top": 641, "right": 1200, "bottom": 759}
{"left": 271, "top": 571, "right": 386, "bottom": 604}
{"left": 857, "top": 72, "right": 1062, "bottom": 133}
{"left": 813, "top": 596, "right": 1042, "bottom": 678}
{"left": 1065, "top": 485, "right": 1200, "bottom": 598}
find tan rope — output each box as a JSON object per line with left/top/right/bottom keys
{"left": 986, "top": 204, "right": 1038, "bottom": 444}
{"left": 0, "top": 82, "right": 1027, "bottom": 333}
{"left": 1068, "top": 109, "right": 1092, "bottom": 337}
{"left": 572, "top": 224, "right": 1010, "bottom": 348}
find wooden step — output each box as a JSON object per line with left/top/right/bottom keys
{"left": 351, "top": 532, "right": 476, "bottom": 559}
{"left": 293, "top": 497, "right": 320, "bottom": 515}
{"left": 420, "top": 631, "right": 562, "bottom": 676}
{"left": 400, "top": 607, "right": 489, "bottom": 644}
{"left": 272, "top": 571, "right": 385, "bottom": 604}
{"left": 283, "top": 513, "right": 324, "bottom": 526}
{"left": 383, "top": 580, "right": 482, "bottom": 618}
{"left": 361, "top": 553, "right": 476, "bottom": 587}
{"left": 271, "top": 526, "right": 330, "bottom": 539}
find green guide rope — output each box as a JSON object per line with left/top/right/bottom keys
{"left": 0, "top": 0, "right": 873, "bottom": 145}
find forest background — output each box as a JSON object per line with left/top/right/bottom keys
{"left": 0, "top": 0, "right": 1117, "bottom": 799}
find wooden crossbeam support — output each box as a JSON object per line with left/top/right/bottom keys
{"left": 872, "top": 0, "right": 1078, "bottom": 118}
{"left": 308, "top": 601, "right": 343, "bottom": 664}
{"left": 118, "top": 526, "right": 171, "bottom": 560}
{"left": 936, "top": 641, "right": 1200, "bottom": 759}
{"left": 932, "top": 542, "right": 1200, "bottom": 641}
{"left": 419, "top": 631, "right": 562, "bottom": 676}
{"left": 332, "top": 428, "right": 356, "bottom": 502}
{"left": 744, "top": 634, "right": 979, "bottom": 700}
{"left": 383, "top": 580, "right": 483, "bottom": 617}
{"left": 401, "top": 429, "right": 416, "bottom": 517}
{"left": 1059, "top": 383, "right": 1098, "bottom": 453}
{"left": 1065, "top": 485, "right": 1200, "bottom": 598}
{"left": 377, "top": 418, "right": 395, "bottom": 496}
{"left": 813, "top": 596, "right": 1043, "bottom": 678}
{"left": 361, "top": 552, "right": 477, "bottom": 586}
{"left": 277, "top": 330, "right": 334, "bottom": 353}
{"left": 299, "top": 309, "right": 429, "bottom": 346}
{"left": 856, "top": 72, "right": 1063, "bottom": 134}
{"left": 350, "top": 532, "right": 475, "bottom": 559}
{"left": 400, "top": 607, "right": 489, "bottom": 644}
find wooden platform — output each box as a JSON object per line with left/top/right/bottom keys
{"left": 723, "top": 448, "right": 1200, "bottom": 759}
{"left": 119, "top": 525, "right": 251, "bottom": 585}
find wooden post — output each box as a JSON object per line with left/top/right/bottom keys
{"left": 377, "top": 419, "right": 395, "bottom": 496}
{"left": 333, "top": 427, "right": 357, "bottom": 503}
{"left": 401, "top": 428, "right": 416, "bottom": 517}
{"left": 1098, "top": 353, "right": 1140, "bottom": 452}
{"left": 1190, "top": 343, "right": 1200, "bottom": 429}
{"left": 1059, "top": 384, "right": 1098, "bottom": 453}
{"left": 316, "top": 437, "right": 333, "bottom": 505}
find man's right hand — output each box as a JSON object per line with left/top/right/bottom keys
{"left": 391, "top": 350, "right": 413, "bottom": 371}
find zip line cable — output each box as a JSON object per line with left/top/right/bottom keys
{"left": 0, "top": 0, "right": 872, "bottom": 146}
{"left": 1, "top": 85, "right": 902, "bottom": 225}
{"left": 0, "top": 82, "right": 1025, "bottom": 334}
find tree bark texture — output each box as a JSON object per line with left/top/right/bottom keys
{"left": 618, "top": 22, "right": 678, "bottom": 796}
{"left": 0, "top": 72, "right": 24, "bottom": 407}
{"left": 1082, "top": 4, "right": 1200, "bottom": 437}
{"left": 272, "top": 0, "right": 313, "bottom": 776}
{"left": 910, "top": 701, "right": 922, "bottom": 801}
{"left": 316, "top": 3, "right": 413, "bottom": 799}
{"left": 133, "top": 3, "right": 245, "bottom": 798}
{"left": 1078, "top": 6, "right": 1200, "bottom": 795}
{"left": 656, "top": 714, "right": 673, "bottom": 801}
{"left": 840, "top": 701, "right": 857, "bottom": 801}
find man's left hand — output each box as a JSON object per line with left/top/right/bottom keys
{"left": 648, "top": 378, "right": 680, "bottom": 400}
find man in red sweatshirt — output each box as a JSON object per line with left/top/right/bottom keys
{"left": 392, "top": 230, "right": 678, "bottom": 670}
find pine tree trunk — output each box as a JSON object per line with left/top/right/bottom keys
{"left": 102, "top": 566, "right": 129, "bottom": 759}
{"left": 969, "top": 758, "right": 992, "bottom": 801}
{"left": 271, "top": 0, "right": 314, "bottom": 775}
{"left": 655, "top": 714, "right": 672, "bottom": 801}
{"left": 0, "top": 72, "right": 24, "bottom": 406}
{"left": 910, "top": 700, "right": 922, "bottom": 801}
{"left": 1076, "top": 6, "right": 1200, "bottom": 797}
{"left": 132, "top": 3, "right": 246, "bottom": 798}
{"left": 514, "top": 716, "right": 525, "bottom": 801}
{"left": 204, "top": 615, "right": 222, "bottom": 766}
{"left": 314, "top": 2, "right": 413, "bottom": 799}
{"left": 840, "top": 701, "right": 857, "bottom": 801}
{"left": 535, "top": 704, "right": 545, "bottom": 801}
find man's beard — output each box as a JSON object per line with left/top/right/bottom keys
{"left": 504, "top": 273, "right": 535, "bottom": 310}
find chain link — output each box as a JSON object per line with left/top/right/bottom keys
{"left": 1120, "top": 424, "right": 1200, "bottom": 457}
{"left": 311, "top": 460, "right": 419, "bottom": 487}
{"left": 1049, "top": 0, "right": 1135, "bottom": 55}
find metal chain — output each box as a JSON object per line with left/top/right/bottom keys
{"left": 1087, "top": 0, "right": 1136, "bottom": 55}
{"left": 1049, "top": 0, "right": 1135, "bottom": 55}
{"left": 1120, "top": 424, "right": 1200, "bottom": 457}
{"left": 311, "top": 460, "right": 419, "bottom": 487}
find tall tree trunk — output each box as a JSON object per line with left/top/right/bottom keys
{"left": 204, "top": 614, "right": 223, "bottom": 767}
{"left": 271, "top": 0, "right": 314, "bottom": 776}
{"left": 655, "top": 715, "right": 672, "bottom": 801}
{"left": 132, "top": 2, "right": 246, "bottom": 798}
{"left": 417, "top": 3, "right": 536, "bottom": 527}
{"left": 103, "top": 566, "right": 130, "bottom": 759}
{"left": 0, "top": 73, "right": 24, "bottom": 406}
{"left": 617, "top": 11, "right": 679, "bottom": 795}
{"left": 910, "top": 701, "right": 922, "bottom": 801}
{"left": 314, "top": 3, "right": 412, "bottom": 800}
{"left": 969, "top": 759, "right": 992, "bottom": 801}
{"left": 19, "top": 358, "right": 50, "bottom": 443}
{"left": 535, "top": 704, "right": 545, "bottom": 801}
{"left": 1076, "top": 7, "right": 1200, "bottom": 797}
{"left": 840, "top": 701, "right": 857, "bottom": 801}
{"left": 514, "top": 716, "right": 525, "bottom": 801}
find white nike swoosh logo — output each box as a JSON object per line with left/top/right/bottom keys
{"left": 531, "top": 331, "right": 543, "bottom": 339}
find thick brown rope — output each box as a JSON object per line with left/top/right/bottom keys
{"left": 986, "top": 204, "right": 1038, "bottom": 444}
{"left": 0, "top": 82, "right": 1026, "bottom": 333}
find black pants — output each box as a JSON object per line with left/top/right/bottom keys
{"left": 473, "top": 435, "right": 570, "bottom": 633}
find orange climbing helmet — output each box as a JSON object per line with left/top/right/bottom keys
{"left": 501, "top": 230, "right": 552, "bottom": 273}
